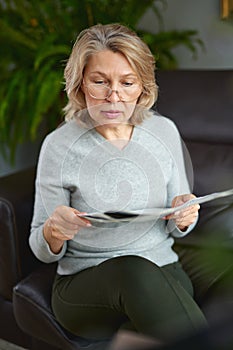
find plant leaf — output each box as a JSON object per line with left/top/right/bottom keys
{"left": 0, "top": 19, "right": 37, "bottom": 50}
{"left": 34, "top": 45, "right": 70, "bottom": 69}
{"left": 30, "top": 71, "right": 63, "bottom": 138}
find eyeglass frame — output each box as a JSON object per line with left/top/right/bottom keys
{"left": 82, "top": 81, "right": 143, "bottom": 102}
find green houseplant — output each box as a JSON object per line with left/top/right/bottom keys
{"left": 0, "top": 0, "right": 203, "bottom": 162}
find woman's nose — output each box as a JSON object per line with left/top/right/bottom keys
{"left": 105, "top": 84, "right": 121, "bottom": 102}
{"left": 106, "top": 90, "right": 121, "bottom": 102}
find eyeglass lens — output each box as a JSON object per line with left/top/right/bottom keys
{"left": 87, "top": 84, "right": 141, "bottom": 101}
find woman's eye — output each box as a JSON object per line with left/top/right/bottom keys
{"left": 94, "top": 81, "right": 106, "bottom": 85}
{"left": 122, "top": 82, "right": 134, "bottom": 87}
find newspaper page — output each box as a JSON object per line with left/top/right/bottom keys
{"left": 79, "top": 188, "right": 233, "bottom": 223}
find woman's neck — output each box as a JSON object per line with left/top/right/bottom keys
{"left": 95, "top": 124, "right": 134, "bottom": 141}
{"left": 95, "top": 123, "right": 134, "bottom": 150}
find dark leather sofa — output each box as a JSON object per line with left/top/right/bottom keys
{"left": 0, "top": 70, "right": 232, "bottom": 349}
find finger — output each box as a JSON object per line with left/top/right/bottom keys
{"left": 165, "top": 210, "right": 199, "bottom": 229}
{"left": 75, "top": 215, "right": 92, "bottom": 227}
{"left": 71, "top": 209, "right": 92, "bottom": 227}
{"left": 172, "top": 194, "right": 197, "bottom": 208}
{"left": 49, "top": 214, "right": 77, "bottom": 230}
{"left": 55, "top": 207, "right": 92, "bottom": 228}
{"left": 175, "top": 213, "right": 198, "bottom": 227}
{"left": 169, "top": 204, "right": 200, "bottom": 220}
{"left": 49, "top": 221, "right": 78, "bottom": 238}
{"left": 178, "top": 207, "right": 199, "bottom": 218}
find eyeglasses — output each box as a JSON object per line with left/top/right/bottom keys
{"left": 83, "top": 82, "right": 142, "bottom": 102}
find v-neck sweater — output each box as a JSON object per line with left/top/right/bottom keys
{"left": 29, "top": 114, "right": 196, "bottom": 275}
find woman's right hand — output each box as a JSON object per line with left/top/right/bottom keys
{"left": 43, "top": 205, "right": 91, "bottom": 254}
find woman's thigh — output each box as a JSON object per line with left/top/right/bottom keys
{"left": 52, "top": 256, "right": 207, "bottom": 341}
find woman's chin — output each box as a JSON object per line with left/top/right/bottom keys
{"left": 94, "top": 116, "right": 128, "bottom": 128}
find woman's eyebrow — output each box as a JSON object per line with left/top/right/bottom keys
{"left": 89, "top": 71, "right": 138, "bottom": 78}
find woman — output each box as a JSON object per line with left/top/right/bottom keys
{"left": 29, "top": 23, "right": 207, "bottom": 345}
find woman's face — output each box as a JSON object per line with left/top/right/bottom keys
{"left": 82, "top": 50, "right": 142, "bottom": 128}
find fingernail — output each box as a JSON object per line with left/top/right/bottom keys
{"left": 76, "top": 212, "right": 87, "bottom": 217}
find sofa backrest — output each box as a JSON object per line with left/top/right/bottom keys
{"left": 0, "top": 167, "right": 41, "bottom": 279}
{"left": 156, "top": 70, "right": 233, "bottom": 196}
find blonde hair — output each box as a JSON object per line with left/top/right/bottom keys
{"left": 63, "top": 23, "right": 158, "bottom": 124}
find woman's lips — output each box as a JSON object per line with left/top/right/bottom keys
{"left": 102, "top": 110, "right": 122, "bottom": 119}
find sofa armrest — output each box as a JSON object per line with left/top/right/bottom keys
{"left": 13, "top": 264, "right": 110, "bottom": 350}
{"left": 0, "top": 198, "right": 21, "bottom": 300}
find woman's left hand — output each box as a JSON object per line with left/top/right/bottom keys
{"left": 164, "top": 194, "right": 200, "bottom": 231}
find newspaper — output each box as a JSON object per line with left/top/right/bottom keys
{"left": 79, "top": 188, "right": 233, "bottom": 223}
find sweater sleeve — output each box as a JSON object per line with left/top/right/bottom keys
{"left": 29, "top": 132, "right": 69, "bottom": 263}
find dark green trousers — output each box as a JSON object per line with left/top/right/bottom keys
{"left": 52, "top": 256, "right": 207, "bottom": 343}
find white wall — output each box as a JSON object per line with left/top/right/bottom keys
{"left": 139, "top": 0, "right": 233, "bottom": 69}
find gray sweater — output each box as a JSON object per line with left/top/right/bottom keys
{"left": 29, "top": 114, "right": 196, "bottom": 275}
